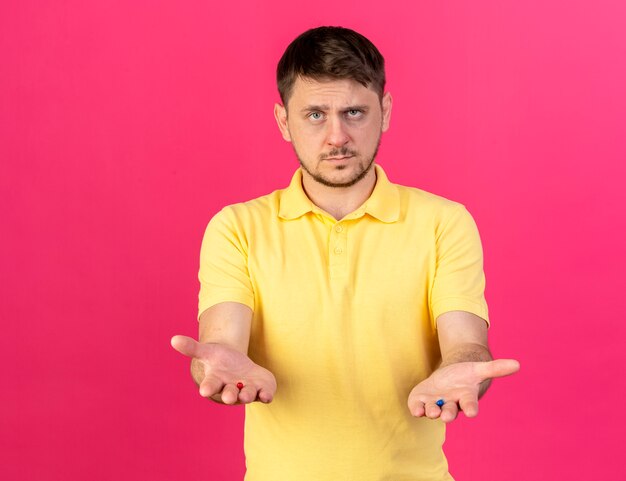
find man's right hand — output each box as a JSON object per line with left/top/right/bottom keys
{"left": 170, "top": 335, "right": 277, "bottom": 405}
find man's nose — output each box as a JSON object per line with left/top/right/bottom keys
{"left": 326, "top": 117, "right": 350, "bottom": 147}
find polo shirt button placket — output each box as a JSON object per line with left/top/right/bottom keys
{"left": 329, "top": 222, "right": 348, "bottom": 279}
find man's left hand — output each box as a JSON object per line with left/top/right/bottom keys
{"left": 407, "top": 359, "right": 520, "bottom": 423}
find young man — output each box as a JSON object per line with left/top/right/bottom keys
{"left": 172, "top": 26, "right": 519, "bottom": 480}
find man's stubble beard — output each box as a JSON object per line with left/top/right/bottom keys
{"left": 295, "top": 137, "right": 382, "bottom": 189}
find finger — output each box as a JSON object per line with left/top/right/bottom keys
{"left": 425, "top": 401, "right": 442, "bottom": 419}
{"left": 255, "top": 373, "right": 277, "bottom": 404}
{"left": 475, "top": 359, "right": 520, "bottom": 381}
{"left": 408, "top": 399, "right": 425, "bottom": 417}
{"left": 170, "top": 335, "right": 200, "bottom": 358}
{"left": 257, "top": 385, "right": 275, "bottom": 404}
{"left": 238, "top": 384, "right": 257, "bottom": 404}
{"left": 221, "top": 383, "right": 240, "bottom": 405}
{"left": 199, "top": 375, "right": 224, "bottom": 398}
{"left": 440, "top": 402, "right": 459, "bottom": 423}
{"left": 459, "top": 392, "right": 479, "bottom": 417}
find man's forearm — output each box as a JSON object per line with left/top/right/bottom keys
{"left": 440, "top": 342, "right": 493, "bottom": 398}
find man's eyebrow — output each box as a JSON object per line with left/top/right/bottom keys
{"left": 300, "top": 104, "right": 330, "bottom": 113}
{"left": 299, "top": 104, "right": 370, "bottom": 113}
{"left": 342, "top": 105, "right": 369, "bottom": 112}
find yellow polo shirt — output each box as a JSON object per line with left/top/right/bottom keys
{"left": 198, "top": 164, "right": 489, "bottom": 481}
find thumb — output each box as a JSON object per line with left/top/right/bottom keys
{"left": 475, "top": 359, "right": 520, "bottom": 380}
{"left": 170, "top": 335, "right": 200, "bottom": 359}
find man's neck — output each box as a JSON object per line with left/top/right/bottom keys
{"left": 301, "top": 166, "right": 378, "bottom": 221}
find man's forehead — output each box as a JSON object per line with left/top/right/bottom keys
{"left": 289, "top": 76, "right": 379, "bottom": 106}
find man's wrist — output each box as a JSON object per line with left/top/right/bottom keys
{"left": 440, "top": 342, "right": 492, "bottom": 368}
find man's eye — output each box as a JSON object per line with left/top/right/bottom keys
{"left": 309, "top": 112, "right": 323, "bottom": 120}
{"left": 347, "top": 110, "right": 363, "bottom": 118}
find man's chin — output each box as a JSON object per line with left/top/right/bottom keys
{"left": 298, "top": 153, "right": 376, "bottom": 188}
{"left": 312, "top": 167, "right": 372, "bottom": 188}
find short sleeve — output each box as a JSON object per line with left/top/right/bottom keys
{"left": 197, "top": 207, "right": 255, "bottom": 319}
{"left": 429, "top": 205, "right": 489, "bottom": 327}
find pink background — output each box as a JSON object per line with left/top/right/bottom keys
{"left": 2, "top": 1, "right": 625, "bottom": 479}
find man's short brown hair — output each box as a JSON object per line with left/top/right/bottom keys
{"left": 276, "top": 26, "right": 386, "bottom": 106}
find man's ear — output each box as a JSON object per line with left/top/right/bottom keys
{"left": 274, "top": 103, "right": 292, "bottom": 142}
{"left": 381, "top": 92, "right": 393, "bottom": 132}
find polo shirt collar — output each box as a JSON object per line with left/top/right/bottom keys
{"left": 363, "top": 165, "right": 400, "bottom": 223}
{"left": 278, "top": 164, "right": 400, "bottom": 223}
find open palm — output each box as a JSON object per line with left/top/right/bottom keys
{"left": 171, "top": 335, "right": 277, "bottom": 405}
{"left": 407, "top": 359, "right": 520, "bottom": 423}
